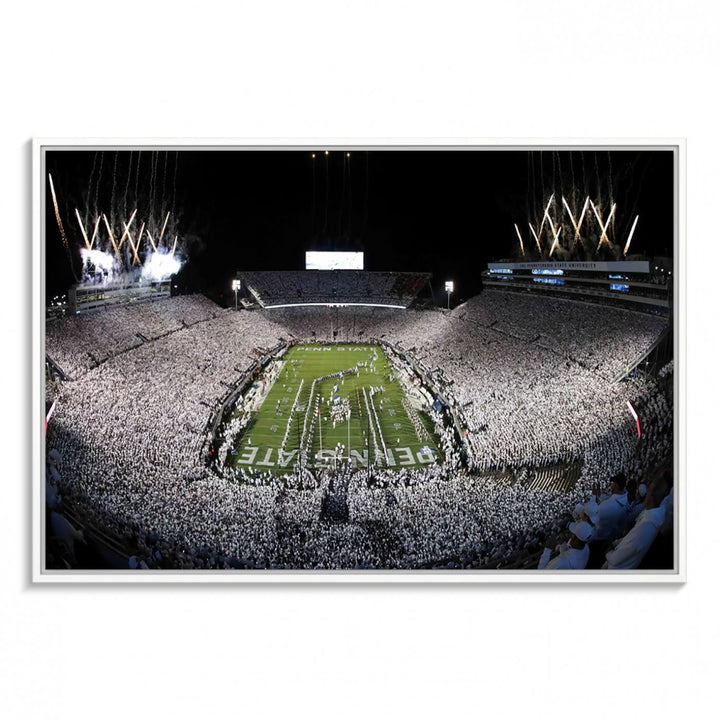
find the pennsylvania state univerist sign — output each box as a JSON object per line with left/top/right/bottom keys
{"left": 488, "top": 260, "right": 650, "bottom": 273}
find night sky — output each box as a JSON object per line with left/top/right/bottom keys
{"left": 45, "top": 147, "right": 675, "bottom": 304}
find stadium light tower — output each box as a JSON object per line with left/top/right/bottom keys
{"left": 445, "top": 280, "right": 454, "bottom": 310}
{"left": 231, "top": 278, "right": 241, "bottom": 310}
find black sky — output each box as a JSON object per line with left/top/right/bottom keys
{"left": 45, "top": 148, "right": 675, "bottom": 303}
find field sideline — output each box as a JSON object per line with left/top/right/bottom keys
{"left": 230, "top": 343, "right": 441, "bottom": 472}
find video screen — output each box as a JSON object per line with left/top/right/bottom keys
{"left": 306, "top": 251, "right": 364, "bottom": 270}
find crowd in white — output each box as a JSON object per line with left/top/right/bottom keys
{"left": 241, "top": 270, "right": 428, "bottom": 308}
{"left": 46, "top": 296, "right": 222, "bottom": 378}
{"left": 45, "top": 291, "right": 671, "bottom": 569}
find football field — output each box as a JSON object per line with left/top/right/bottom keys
{"left": 230, "top": 344, "right": 442, "bottom": 473}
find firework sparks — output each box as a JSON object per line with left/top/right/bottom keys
{"left": 142, "top": 249, "right": 182, "bottom": 282}
{"left": 591, "top": 201, "right": 616, "bottom": 251}
{"left": 146, "top": 229, "right": 158, "bottom": 253}
{"left": 80, "top": 247, "right": 116, "bottom": 276}
{"left": 123, "top": 217, "right": 142, "bottom": 266}
{"left": 562, "top": 195, "right": 589, "bottom": 251}
{"left": 74, "top": 208, "right": 91, "bottom": 249}
{"left": 159, "top": 211, "right": 170, "bottom": 246}
{"left": 129, "top": 222, "right": 145, "bottom": 266}
{"left": 103, "top": 214, "right": 120, "bottom": 259}
{"left": 117, "top": 209, "right": 137, "bottom": 250}
{"left": 623, "top": 215, "right": 639, "bottom": 256}
{"left": 528, "top": 223, "right": 543, "bottom": 254}
{"left": 89, "top": 216, "right": 101, "bottom": 249}
{"left": 538, "top": 194, "right": 555, "bottom": 238}
{"left": 514, "top": 223, "right": 525, "bottom": 256}
{"left": 48, "top": 174, "right": 69, "bottom": 250}
{"left": 547, "top": 216, "right": 563, "bottom": 257}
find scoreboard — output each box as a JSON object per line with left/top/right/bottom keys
{"left": 306, "top": 251, "right": 364, "bottom": 270}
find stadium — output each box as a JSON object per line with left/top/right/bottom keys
{"left": 42, "top": 146, "right": 676, "bottom": 572}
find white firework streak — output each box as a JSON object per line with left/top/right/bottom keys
{"left": 528, "top": 223, "right": 543, "bottom": 254}
{"left": 591, "top": 200, "right": 616, "bottom": 251}
{"left": 538, "top": 193, "right": 555, "bottom": 238}
{"left": 623, "top": 215, "right": 639, "bottom": 256}
{"left": 130, "top": 222, "right": 145, "bottom": 266}
{"left": 562, "top": 195, "right": 590, "bottom": 251}
{"left": 48, "top": 174, "right": 69, "bottom": 250}
{"left": 117, "top": 209, "right": 137, "bottom": 250}
{"left": 547, "top": 216, "right": 563, "bottom": 257}
{"left": 89, "top": 215, "right": 101, "bottom": 249}
{"left": 102, "top": 214, "right": 120, "bottom": 259}
{"left": 514, "top": 223, "right": 525, "bottom": 256}
{"left": 74, "top": 208, "right": 91, "bottom": 249}
{"left": 145, "top": 228, "right": 158, "bottom": 253}
{"left": 159, "top": 211, "right": 170, "bottom": 246}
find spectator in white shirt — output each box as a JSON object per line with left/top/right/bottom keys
{"left": 592, "top": 473, "right": 630, "bottom": 542}
{"left": 538, "top": 520, "right": 594, "bottom": 570}
{"left": 604, "top": 481, "right": 667, "bottom": 570}
{"left": 626, "top": 482, "right": 648, "bottom": 527}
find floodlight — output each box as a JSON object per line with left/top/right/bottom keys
{"left": 445, "top": 281, "right": 454, "bottom": 310}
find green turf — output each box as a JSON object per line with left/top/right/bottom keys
{"left": 230, "top": 344, "right": 442, "bottom": 473}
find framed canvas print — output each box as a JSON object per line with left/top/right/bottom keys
{"left": 32, "top": 139, "right": 684, "bottom": 582}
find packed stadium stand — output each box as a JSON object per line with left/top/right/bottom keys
{"left": 45, "top": 295, "right": 223, "bottom": 378}
{"left": 240, "top": 270, "right": 431, "bottom": 307}
{"left": 44, "top": 289, "right": 673, "bottom": 571}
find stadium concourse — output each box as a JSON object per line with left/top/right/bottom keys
{"left": 44, "top": 288, "right": 673, "bottom": 571}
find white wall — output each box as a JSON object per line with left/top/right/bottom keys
{"left": 3, "top": 2, "right": 715, "bottom": 718}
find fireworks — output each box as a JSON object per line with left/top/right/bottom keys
{"left": 159, "top": 211, "right": 170, "bottom": 244}
{"left": 65, "top": 197, "right": 183, "bottom": 283}
{"left": 48, "top": 174, "right": 69, "bottom": 251}
{"left": 124, "top": 218, "right": 142, "bottom": 266}
{"left": 591, "top": 201, "right": 616, "bottom": 252}
{"left": 624, "top": 215, "right": 639, "bottom": 256}
{"left": 516, "top": 151, "right": 648, "bottom": 261}
{"left": 79, "top": 247, "right": 117, "bottom": 277}
{"left": 117, "top": 209, "right": 137, "bottom": 250}
{"left": 562, "top": 195, "right": 589, "bottom": 252}
{"left": 528, "top": 223, "right": 543, "bottom": 254}
{"left": 547, "top": 216, "right": 562, "bottom": 257}
{"left": 89, "top": 216, "right": 100, "bottom": 250}
{"left": 538, "top": 194, "right": 555, "bottom": 239}
{"left": 102, "top": 214, "right": 120, "bottom": 259}
{"left": 141, "top": 249, "right": 182, "bottom": 282}
{"left": 49, "top": 151, "right": 186, "bottom": 286}
{"left": 514, "top": 223, "right": 525, "bottom": 256}
{"left": 75, "top": 208, "right": 91, "bottom": 249}
{"left": 133, "top": 223, "right": 145, "bottom": 266}
{"left": 516, "top": 195, "right": 634, "bottom": 260}
{"left": 145, "top": 229, "right": 157, "bottom": 253}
